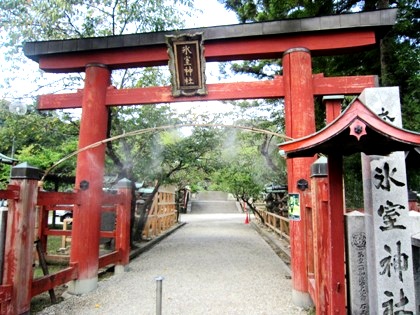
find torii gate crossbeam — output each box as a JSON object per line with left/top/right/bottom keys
{"left": 38, "top": 74, "right": 377, "bottom": 110}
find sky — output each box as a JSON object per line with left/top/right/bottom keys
{"left": 1, "top": 0, "right": 243, "bottom": 117}
{"left": 186, "top": 0, "right": 238, "bottom": 28}
{"left": 173, "top": 1, "right": 244, "bottom": 118}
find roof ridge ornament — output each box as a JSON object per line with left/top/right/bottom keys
{"left": 349, "top": 119, "right": 367, "bottom": 141}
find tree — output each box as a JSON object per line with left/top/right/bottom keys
{"left": 209, "top": 122, "right": 284, "bottom": 221}
{"left": 0, "top": 1, "right": 195, "bottom": 191}
{"left": 219, "top": 0, "right": 419, "bottom": 129}
{"left": 219, "top": 0, "right": 420, "bottom": 112}
{"left": 219, "top": 0, "right": 420, "bottom": 202}
{"left": 131, "top": 125, "right": 224, "bottom": 240}
{"left": 0, "top": 99, "right": 79, "bottom": 189}
{"left": 0, "top": 0, "right": 201, "bottom": 241}
{"left": 0, "top": 0, "right": 194, "bottom": 98}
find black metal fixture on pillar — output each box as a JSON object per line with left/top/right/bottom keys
{"left": 297, "top": 179, "right": 308, "bottom": 191}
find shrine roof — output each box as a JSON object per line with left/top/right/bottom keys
{"left": 0, "top": 152, "right": 18, "bottom": 165}
{"left": 24, "top": 9, "right": 397, "bottom": 63}
{"left": 278, "top": 98, "right": 420, "bottom": 158}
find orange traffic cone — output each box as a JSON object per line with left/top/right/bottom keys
{"left": 244, "top": 212, "right": 249, "bottom": 224}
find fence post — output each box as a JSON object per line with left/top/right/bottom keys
{"left": 115, "top": 179, "right": 132, "bottom": 274}
{"left": 0, "top": 203, "right": 8, "bottom": 283}
{"left": 2, "top": 162, "right": 41, "bottom": 315}
{"left": 310, "top": 157, "right": 329, "bottom": 313}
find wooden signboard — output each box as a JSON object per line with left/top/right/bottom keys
{"left": 166, "top": 33, "right": 207, "bottom": 97}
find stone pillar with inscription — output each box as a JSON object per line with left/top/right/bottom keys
{"left": 360, "top": 87, "right": 416, "bottom": 314}
{"left": 345, "top": 211, "right": 369, "bottom": 314}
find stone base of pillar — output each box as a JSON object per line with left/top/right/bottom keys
{"left": 114, "top": 264, "right": 128, "bottom": 274}
{"left": 67, "top": 277, "right": 98, "bottom": 295}
{"left": 292, "top": 289, "right": 314, "bottom": 309}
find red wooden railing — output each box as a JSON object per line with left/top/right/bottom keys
{"left": 0, "top": 176, "right": 132, "bottom": 314}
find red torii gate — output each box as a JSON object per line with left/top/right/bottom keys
{"left": 23, "top": 8, "right": 397, "bottom": 310}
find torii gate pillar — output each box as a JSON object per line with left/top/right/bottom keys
{"left": 68, "top": 64, "right": 110, "bottom": 294}
{"left": 283, "top": 48, "right": 316, "bottom": 307}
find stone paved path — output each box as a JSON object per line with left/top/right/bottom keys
{"left": 39, "top": 199, "right": 308, "bottom": 315}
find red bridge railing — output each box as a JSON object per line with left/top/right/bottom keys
{"left": 0, "top": 166, "right": 131, "bottom": 314}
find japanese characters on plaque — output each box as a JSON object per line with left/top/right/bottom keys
{"left": 166, "top": 33, "right": 207, "bottom": 97}
{"left": 360, "top": 87, "right": 416, "bottom": 314}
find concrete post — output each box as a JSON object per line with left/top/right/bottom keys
{"left": 345, "top": 211, "right": 369, "bottom": 314}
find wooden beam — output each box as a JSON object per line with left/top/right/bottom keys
{"left": 38, "top": 30, "right": 377, "bottom": 72}
{"left": 327, "top": 155, "right": 347, "bottom": 314}
{"left": 31, "top": 266, "right": 78, "bottom": 297}
{"left": 70, "top": 65, "right": 110, "bottom": 287}
{"left": 37, "top": 191, "right": 80, "bottom": 205}
{"left": 205, "top": 30, "right": 377, "bottom": 62}
{"left": 283, "top": 47, "right": 315, "bottom": 304}
{"left": 38, "top": 75, "right": 377, "bottom": 110}
{"left": 38, "top": 79, "right": 284, "bottom": 109}
{"left": 313, "top": 74, "right": 378, "bottom": 95}
{"left": 98, "top": 251, "right": 121, "bottom": 269}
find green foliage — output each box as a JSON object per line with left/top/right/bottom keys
{"left": 0, "top": 165, "right": 12, "bottom": 188}
{"left": 220, "top": 0, "right": 419, "bottom": 205}
{"left": 209, "top": 122, "right": 284, "bottom": 201}
{"left": 220, "top": 0, "right": 419, "bottom": 131}
{"left": 0, "top": 0, "right": 194, "bottom": 103}
{"left": 0, "top": 0, "right": 195, "bottom": 190}
{"left": 161, "top": 127, "right": 224, "bottom": 182}
{"left": 18, "top": 145, "right": 62, "bottom": 170}
{"left": 0, "top": 0, "right": 194, "bottom": 44}
{"left": 0, "top": 101, "right": 79, "bottom": 189}
{"left": 343, "top": 155, "right": 364, "bottom": 209}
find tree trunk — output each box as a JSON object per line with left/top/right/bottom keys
{"left": 378, "top": 1, "right": 391, "bottom": 86}
{"left": 241, "top": 196, "right": 265, "bottom": 224}
{"left": 260, "top": 135, "right": 281, "bottom": 173}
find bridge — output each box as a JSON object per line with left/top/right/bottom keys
{"left": 4, "top": 8, "right": 419, "bottom": 314}
{"left": 37, "top": 192, "right": 303, "bottom": 314}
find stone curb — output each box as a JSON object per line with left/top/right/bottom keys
{"left": 129, "top": 221, "right": 187, "bottom": 260}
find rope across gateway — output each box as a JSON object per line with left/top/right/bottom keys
{"left": 40, "top": 123, "right": 292, "bottom": 182}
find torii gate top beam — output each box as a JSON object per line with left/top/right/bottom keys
{"left": 23, "top": 9, "right": 397, "bottom": 73}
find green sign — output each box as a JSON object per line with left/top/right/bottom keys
{"left": 288, "top": 193, "right": 301, "bottom": 221}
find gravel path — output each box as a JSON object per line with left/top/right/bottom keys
{"left": 39, "top": 213, "right": 308, "bottom": 315}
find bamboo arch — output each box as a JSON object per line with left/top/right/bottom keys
{"left": 40, "top": 123, "right": 291, "bottom": 182}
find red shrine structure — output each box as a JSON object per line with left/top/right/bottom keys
{"left": 279, "top": 96, "right": 420, "bottom": 313}
{"left": 0, "top": 8, "right": 408, "bottom": 314}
